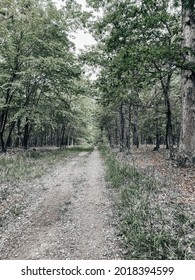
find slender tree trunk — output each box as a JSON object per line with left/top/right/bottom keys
{"left": 23, "top": 117, "right": 31, "bottom": 150}
{"left": 141, "top": 132, "right": 144, "bottom": 145}
{"left": 100, "top": 126, "right": 103, "bottom": 143}
{"left": 50, "top": 128, "right": 53, "bottom": 146}
{"left": 67, "top": 126, "right": 72, "bottom": 146}
{"left": 0, "top": 132, "right": 6, "bottom": 152}
{"left": 155, "top": 121, "right": 160, "bottom": 150}
{"left": 114, "top": 119, "right": 118, "bottom": 146}
{"left": 126, "top": 103, "right": 131, "bottom": 151}
{"left": 133, "top": 105, "right": 139, "bottom": 148}
{"left": 23, "top": 120, "right": 29, "bottom": 150}
{"left": 56, "top": 126, "right": 60, "bottom": 147}
{"left": 106, "top": 124, "right": 113, "bottom": 147}
{"left": 0, "top": 57, "right": 19, "bottom": 152}
{"left": 161, "top": 73, "right": 174, "bottom": 157}
{"left": 6, "top": 121, "right": 16, "bottom": 148}
{"left": 67, "top": 135, "right": 70, "bottom": 146}
{"left": 0, "top": 110, "right": 9, "bottom": 152}
{"left": 60, "top": 124, "right": 66, "bottom": 148}
{"left": 15, "top": 118, "right": 22, "bottom": 148}
{"left": 179, "top": 0, "right": 195, "bottom": 165}
{"left": 119, "top": 102, "right": 125, "bottom": 151}
{"left": 44, "top": 125, "right": 47, "bottom": 146}
{"left": 34, "top": 136, "right": 38, "bottom": 147}
{"left": 154, "top": 104, "right": 160, "bottom": 150}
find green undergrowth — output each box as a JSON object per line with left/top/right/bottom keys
{"left": 99, "top": 145, "right": 194, "bottom": 260}
{"left": 0, "top": 146, "right": 94, "bottom": 183}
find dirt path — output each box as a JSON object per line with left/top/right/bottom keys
{"left": 0, "top": 149, "right": 121, "bottom": 260}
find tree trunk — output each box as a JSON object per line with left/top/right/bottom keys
{"left": 119, "top": 102, "right": 125, "bottom": 151}
{"left": 0, "top": 57, "right": 19, "bottom": 152}
{"left": 161, "top": 73, "right": 174, "bottom": 157}
{"left": 0, "top": 111, "right": 8, "bottom": 152}
{"left": 6, "top": 121, "right": 16, "bottom": 148}
{"left": 23, "top": 117, "right": 30, "bottom": 150}
{"left": 60, "top": 124, "right": 66, "bottom": 148}
{"left": 100, "top": 126, "right": 103, "bottom": 143}
{"left": 179, "top": 0, "right": 195, "bottom": 165}
{"left": 0, "top": 131, "right": 6, "bottom": 152}
{"left": 106, "top": 124, "right": 113, "bottom": 147}
{"left": 15, "top": 118, "right": 22, "bottom": 148}
{"left": 50, "top": 128, "right": 54, "bottom": 146}
{"left": 114, "top": 119, "right": 119, "bottom": 146}
{"left": 154, "top": 104, "right": 160, "bottom": 150}
{"left": 133, "top": 105, "right": 139, "bottom": 148}
{"left": 56, "top": 126, "right": 60, "bottom": 147}
{"left": 126, "top": 103, "right": 131, "bottom": 151}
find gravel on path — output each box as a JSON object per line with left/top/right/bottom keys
{"left": 0, "top": 149, "right": 121, "bottom": 260}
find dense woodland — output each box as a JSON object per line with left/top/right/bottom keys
{"left": 0, "top": 0, "right": 95, "bottom": 151}
{"left": 0, "top": 0, "right": 195, "bottom": 166}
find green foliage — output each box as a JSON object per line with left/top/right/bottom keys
{"left": 0, "top": 0, "right": 95, "bottom": 151}
{"left": 84, "top": 0, "right": 182, "bottom": 149}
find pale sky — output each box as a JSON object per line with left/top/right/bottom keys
{"left": 76, "top": 0, "right": 87, "bottom": 9}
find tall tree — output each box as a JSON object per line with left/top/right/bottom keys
{"left": 179, "top": 0, "right": 195, "bottom": 165}
{"left": 0, "top": 0, "right": 93, "bottom": 151}
{"left": 85, "top": 0, "right": 181, "bottom": 151}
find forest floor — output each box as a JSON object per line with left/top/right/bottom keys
{"left": 0, "top": 145, "right": 194, "bottom": 260}
{"left": 0, "top": 148, "right": 122, "bottom": 259}
{"left": 116, "top": 145, "right": 195, "bottom": 206}
{"left": 107, "top": 145, "right": 194, "bottom": 259}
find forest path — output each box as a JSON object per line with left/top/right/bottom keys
{"left": 0, "top": 149, "right": 121, "bottom": 259}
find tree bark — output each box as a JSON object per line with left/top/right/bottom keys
{"left": 60, "top": 124, "right": 66, "bottom": 148}
{"left": 115, "top": 119, "right": 119, "bottom": 146}
{"left": 23, "top": 117, "right": 31, "bottom": 150}
{"left": 161, "top": 73, "right": 174, "bottom": 157}
{"left": 119, "top": 102, "right": 125, "bottom": 151}
{"left": 0, "top": 51, "right": 20, "bottom": 152}
{"left": 154, "top": 104, "right": 160, "bottom": 150}
{"left": 179, "top": 0, "right": 195, "bottom": 165}
{"left": 6, "top": 121, "right": 16, "bottom": 148}
{"left": 106, "top": 124, "right": 113, "bottom": 147}
{"left": 0, "top": 98, "right": 11, "bottom": 152}
{"left": 126, "top": 103, "right": 131, "bottom": 151}
{"left": 133, "top": 105, "right": 139, "bottom": 148}
{"left": 15, "top": 118, "right": 22, "bottom": 148}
